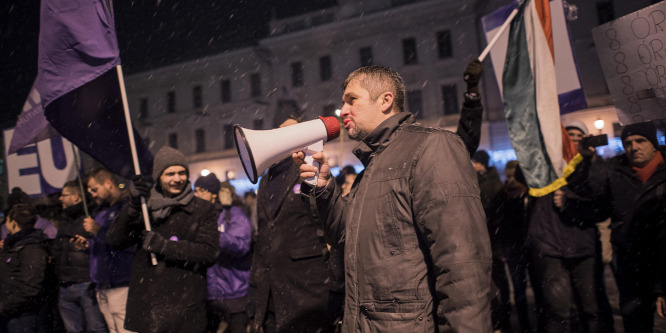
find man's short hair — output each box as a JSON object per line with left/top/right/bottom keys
{"left": 342, "top": 66, "right": 405, "bottom": 113}
{"left": 87, "top": 167, "right": 119, "bottom": 186}
{"left": 63, "top": 180, "right": 84, "bottom": 197}
{"left": 8, "top": 204, "right": 37, "bottom": 230}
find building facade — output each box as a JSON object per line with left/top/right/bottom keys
{"left": 124, "top": 0, "right": 659, "bottom": 191}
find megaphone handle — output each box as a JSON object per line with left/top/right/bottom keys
{"left": 304, "top": 141, "right": 324, "bottom": 187}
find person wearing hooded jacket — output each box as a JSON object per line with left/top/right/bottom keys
{"left": 568, "top": 121, "right": 666, "bottom": 332}
{"left": 194, "top": 174, "right": 252, "bottom": 333}
{"left": 107, "top": 146, "right": 219, "bottom": 333}
{"left": 0, "top": 204, "right": 49, "bottom": 333}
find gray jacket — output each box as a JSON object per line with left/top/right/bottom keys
{"left": 311, "top": 112, "right": 492, "bottom": 332}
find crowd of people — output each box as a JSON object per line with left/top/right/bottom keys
{"left": 1, "top": 60, "right": 665, "bottom": 333}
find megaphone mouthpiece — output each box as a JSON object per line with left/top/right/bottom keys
{"left": 318, "top": 116, "right": 341, "bottom": 142}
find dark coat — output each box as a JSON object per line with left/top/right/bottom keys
{"left": 52, "top": 202, "right": 93, "bottom": 283}
{"left": 249, "top": 157, "right": 336, "bottom": 333}
{"left": 312, "top": 112, "right": 492, "bottom": 332}
{"left": 0, "top": 228, "right": 48, "bottom": 317}
{"left": 107, "top": 194, "right": 219, "bottom": 333}
{"left": 524, "top": 187, "right": 600, "bottom": 259}
{"left": 569, "top": 147, "right": 666, "bottom": 293}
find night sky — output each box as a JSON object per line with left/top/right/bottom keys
{"left": 0, "top": 0, "right": 335, "bottom": 129}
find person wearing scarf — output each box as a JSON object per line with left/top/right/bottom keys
{"left": 107, "top": 146, "right": 220, "bottom": 333}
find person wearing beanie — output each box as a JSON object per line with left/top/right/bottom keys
{"left": 107, "top": 146, "right": 219, "bottom": 333}
{"left": 569, "top": 120, "right": 666, "bottom": 331}
{"left": 564, "top": 119, "right": 589, "bottom": 146}
{"left": 194, "top": 173, "right": 222, "bottom": 205}
{"left": 205, "top": 181, "right": 252, "bottom": 333}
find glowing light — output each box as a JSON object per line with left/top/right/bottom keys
{"left": 335, "top": 109, "right": 341, "bottom": 117}
{"left": 594, "top": 119, "right": 605, "bottom": 130}
{"left": 200, "top": 169, "right": 210, "bottom": 177}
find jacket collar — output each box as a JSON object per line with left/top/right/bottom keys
{"left": 353, "top": 112, "right": 414, "bottom": 166}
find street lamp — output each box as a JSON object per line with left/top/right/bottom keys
{"left": 594, "top": 118, "right": 605, "bottom": 134}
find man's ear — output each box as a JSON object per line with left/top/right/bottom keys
{"left": 379, "top": 91, "right": 394, "bottom": 113}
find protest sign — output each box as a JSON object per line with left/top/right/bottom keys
{"left": 4, "top": 128, "right": 80, "bottom": 196}
{"left": 592, "top": 2, "right": 666, "bottom": 124}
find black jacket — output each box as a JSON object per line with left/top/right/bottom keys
{"left": 249, "top": 157, "right": 337, "bottom": 332}
{"left": 52, "top": 202, "right": 93, "bottom": 283}
{"left": 524, "top": 187, "right": 600, "bottom": 259}
{"left": 0, "top": 228, "right": 48, "bottom": 317}
{"left": 107, "top": 194, "right": 219, "bottom": 333}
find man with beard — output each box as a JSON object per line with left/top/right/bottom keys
{"left": 82, "top": 168, "right": 135, "bottom": 333}
{"left": 294, "top": 65, "right": 491, "bottom": 332}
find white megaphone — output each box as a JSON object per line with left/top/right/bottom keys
{"left": 233, "top": 116, "right": 341, "bottom": 185}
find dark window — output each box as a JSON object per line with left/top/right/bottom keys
{"left": 441, "top": 84, "right": 459, "bottom": 115}
{"left": 223, "top": 124, "right": 234, "bottom": 149}
{"left": 407, "top": 90, "right": 423, "bottom": 119}
{"left": 402, "top": 38, "right": 418, "bottom": 65}
{"left": 291, "top": 62, "right": 304, "bottom": 87}
{"left": 251, "top": 74, "right": 262, "bottom": 98}
{"left": 253, "top": 118, "right": 264, "bottom": 130}
{"left": 323, "top": 104, "right": 337, "bottom": 117}
{"left": 437, "top": 30, "right": 453, "bottom": 59}
{"left": 596, "top": 1, "right": 614, "bottom": 24}
{"left": 139, "top": 98, "right": 148, "bottom": 119}
{"left": 195, "top": 128, "right": 205, "bottom": 153}
{"left": 320, "top": 55, "right": 332, "bottom": 82}
{"left": 168, "top": 133, "right": 178, "bottom": 149}
{"left": 360, "top": 47, "right": 373, "bottom": 66}
{"left": 220, "top": 80, "right": 231, "bottom": 103}
{"left": 193, "top": 85, "right": 203, "bottom": 108}
{"left": 167, "top": 91, "right": 176, "bottom": 113}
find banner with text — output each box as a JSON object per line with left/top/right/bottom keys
{"left": 592, "top": 1, "right": 666, "bottom": 125}
{"left": 4, "top": 128, "right": 81, "bottom": 196}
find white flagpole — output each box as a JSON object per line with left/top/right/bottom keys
{"left": 116, "top": 64, "right": 158, "bottom": 266}
{"left": 478, "top": 7, "right": 520, "bottom": 62}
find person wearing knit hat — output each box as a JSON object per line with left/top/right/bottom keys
{"left": 107, "top": 146, "right": 219, "bottom": 333}
{"left": 621, "top": 121, "right": 660, "bottom": 158}
{"left": 194, "top": 173, "right": 221, "bottom": 204}
{"left": 564, "top": 119, "right": 589, "bottom": 146}
{"left": 569, "top": 120, "right": 666, "bottom": 331}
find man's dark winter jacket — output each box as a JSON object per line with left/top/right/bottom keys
{"left": 312, "top": 112, "right": 492, "bottom": 332}
{"left": 52, "top": 202, "right": 93, "bottom": 283}
{"left": 0, "top": 228, "right": 48, "bottom": 317}
{"left": 250, "top": 157, "right": 339, "bottom": 332}
{"left": 107, "top": 193, "right": 219, "bottom": 333}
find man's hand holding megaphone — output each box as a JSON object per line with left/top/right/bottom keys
{"left": 293, "top": 151, "right": 332, "bottom": 189}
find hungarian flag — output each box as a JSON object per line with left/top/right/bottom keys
{"left": 502, "top": 0, "right": 579, "bottom": 196}
{"left": 11, "top": 0, "right": 153, "bottom": 179}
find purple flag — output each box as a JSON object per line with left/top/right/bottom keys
{"left": 34, "top": 0, "right": 152, "bottom": 179}
{"left": 8, "top": 83, "right": 60, "bottom": 154}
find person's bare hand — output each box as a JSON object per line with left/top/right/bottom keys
{"left": 292, "top": 151, "right": 332, "bottom": 188}
{"left": 553, "top": 189, "right": 566, "bottom": 209}
{"left": 70, "top": 235, "right": 89, "bottom": 251}
{"left": 657, "top": 297, "right": 666, "bottom": 318}
{"left": 83, "top": 217, "right": 101, "bottom": 235}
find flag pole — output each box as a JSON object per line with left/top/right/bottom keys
{"left": 116, "top": 64, "right": 158, "bottom": 266}
{"left": 70, "top": 143, "right": 90, "bottom": 217}
{"left": 478, "top": 7, "right": 520, "bottom": 62}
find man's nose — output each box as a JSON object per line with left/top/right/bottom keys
{"left": 340, "top": 104, "right": 350, "bottom": 117}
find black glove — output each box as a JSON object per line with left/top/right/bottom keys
{"left": 128, "top": 175, "right": 150, "bottom": 216}
{"left": 142, "top": 230, "right": 169, "bottom": 254}
{"left": 463, "top": 59, "right": 483, "bottom": 92}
